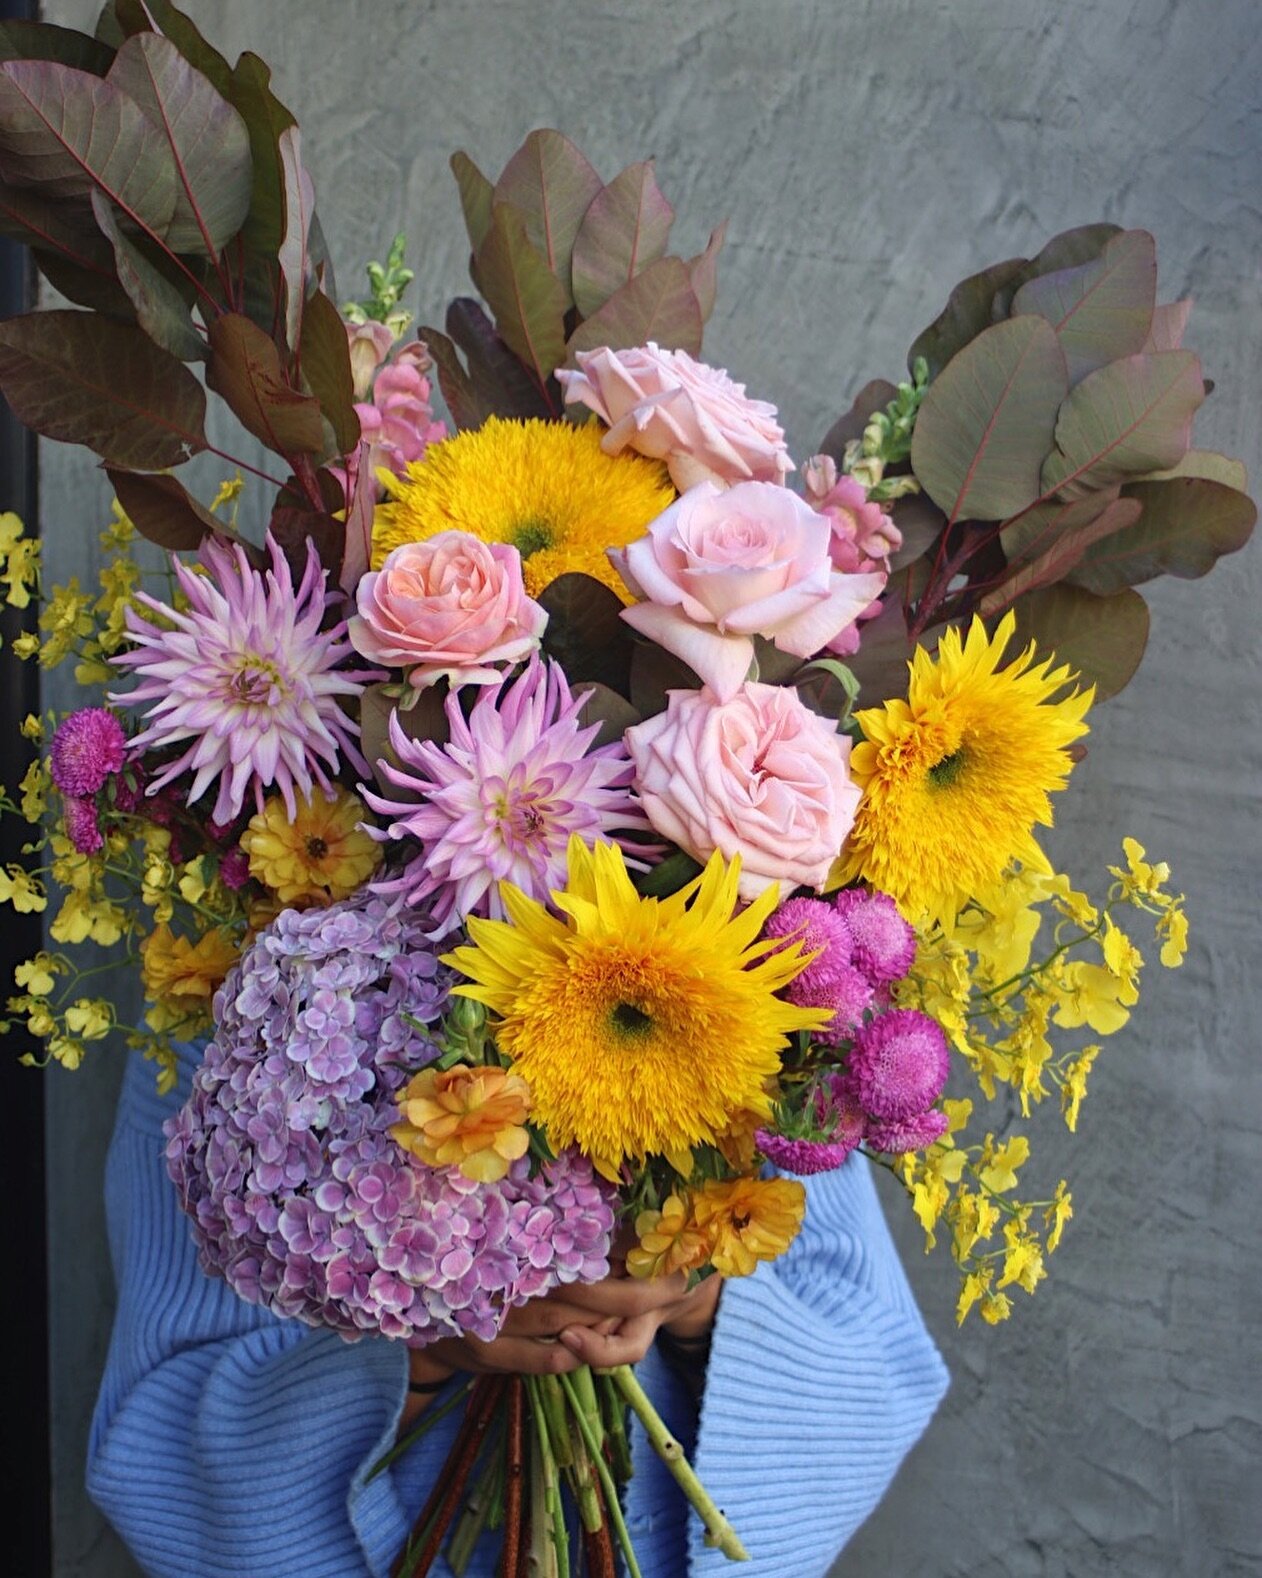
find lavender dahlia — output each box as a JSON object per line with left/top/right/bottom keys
{"left": 364, "top": 657, "right": 650, "bottom": 933}
{"left": 111, "top": 536, "right": 372, "bottom": 825}
{"left": 165, "top": 889, "right": 616, "bottom": 1345}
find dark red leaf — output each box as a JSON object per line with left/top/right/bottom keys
{"left": 107, "top": 467, "right": 266, "bottom": 566}
{"left": 206, "top": 312, "right": 324, "bottom": 456}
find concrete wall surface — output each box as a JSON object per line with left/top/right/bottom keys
{"left": 36, "top": 2, "right": 1260, "bottom": 1575}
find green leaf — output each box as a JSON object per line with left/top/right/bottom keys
{"left": 90, "top": 191, "right": 204, "bottom": 360}
{"left": 206, "top": 313, "right": 324, "bottom": 456}
{"left": 818, "top": 378, "right": 898, "bottom": 465}
{"left": 444, "top": 296, "right": 554, "bottom": 421}
{"left": 276, "top": 125, "right": 315, "bottom": 349}
{"left": 493, "top": 129, "right": 603, "bottom": 302}
{"left": 1011, "top": 229, "right": 1156, "bottom": 384}
{"left": 634, "top": 849, "right": 703, "bottom": 899}
{"left": 1009, "top": 581, "right": 1149, "bottom": 701}
{"left": 475, "top": 203, "right": 569, "bottom": 388}
{"left": 686, "top": 220, "right": 727, "bottom": 324}
{"left": 979, "top": 497, "right": 1142, "bottom": 614}
{"left": 537, "top": 573, "right": 636, "bottom": 695}
{"left": 0, "top": 308, "right": 206, "bottom": 468}
{"left": 299, "top": 286, "right": 360, "bottom": 458}
{"left": 229, "top": 51, "right": 296, "bottom": 259}
{"left": 576, "top": 682, "right": 642, "bottom": 749}
{"left": 1064, "top": 477, "right": 1256, "bottom": 594}
{"left": 566, "top": 256, "right": 703, "bottom": 359}
{"left": 1040, "top": 351, "right": 1206, "bottom": 499}
{"left": 106, "top": 32, "right": 251, "bottom": 257}
{"left": 571, "top": 160, "right": 674, "bottom": 318}
{"left": 991, "top": 223, "right": 1122, "bottom": 320}
{"left": 795, "top": 656, "right": 861, "bottom": 727}
{"left": 0, "top": 20, "right": 114, "bottom": 74}
{"left": 0, "top": 58, "right": 176, "bottom": 234}
{"left": 910, "top": 316, "right": 1068, "bottom": 523}
{"left": 106, "top": 467, "right": 266, "bottom": 564}
{"left": 908, "top": 255, "right": 1027, "bottom": 377}
{"left": 450, "top": 149, "right": 494, "bottom": 255}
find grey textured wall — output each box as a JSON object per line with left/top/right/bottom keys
{"left": 38, "top": 2, "right": 1261, "bottom": 1575}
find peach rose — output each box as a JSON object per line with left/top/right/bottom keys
{"left": 557, "top": 342, "right": 793, "bottom": 491}
{"left": 612, "top": 480, "right": 886, "bottom": 701}
{"left": 625, "top": 682, "right": 861, "bottom": 899}
{"left": 348, "top": 532, "right": 547, "bottom": 689}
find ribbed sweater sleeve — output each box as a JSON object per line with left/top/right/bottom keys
{"left": 87, "top": 1046, "right": 416, "bottom": 1578}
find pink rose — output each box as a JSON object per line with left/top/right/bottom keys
{"left": 557, "top": 343, "right": 793, "bottom": 491}
{"left": 626, "top": 682, "right": 861, "bottom": 900}
{"left": 612, "top": 480, "right": 886, "bottom": 701}
{"left": 348, "top": 533, "right": 548, "bottom": 689}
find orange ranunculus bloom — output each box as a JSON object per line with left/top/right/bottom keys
{"left": 626, "top": 1192, "right": 709, "bottom": 1280}
{"left": 688, "top": 1175, "right": 806, "bottom": 1278}
{"left": 392, "top": 1065, "right": 532, "bottom": 1183}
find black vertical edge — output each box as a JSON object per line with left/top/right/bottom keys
{"left": 1, "top": 0, "right": 52, "bottom": 1569}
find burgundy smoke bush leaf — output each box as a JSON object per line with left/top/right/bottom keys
{"left": 230, "top": 51, "right": 296, "bottom": 259}
{"left": 105, "top": 0, "right": 235, "bottom": 95}
{"left": 990, "top": 223, "right": 1122, "bottom": 321}
{"left": 999, "top": 488, "right": 1127, "bottom": 566}
{"left": 0, "top": 18, "right": 115, "bottom": 74}
{"left": 537, "top": 573, "right": 635, "bottom": 695}
{"left": 1040, "top": 350, "right": 1206, "bottom": 499}
{"left": 417, "top": 322, "right": 487, "bottom": 431}
{"left": 686, "top": 219, "right": 727, "bottom": 323}
{"left": 910, "top": 316, "right": 1068, "bottom": 523}
{"left": 90, "top": 190, "right": 204, "bottom": 361}
{"left": 566, "top": 255, "right": 703, "bottom": 359}
{"left": 450, "top": 149, "right": 494, "bottom": 254}
{"left": 0, "top": 308, "right": 206, "bottom": 468}
{"left": 475, "top": 203, "right": 569, "bottom": 388}
{"left": 1010, "top": 581, "right": 1149, "bottom": 701}
{"left": 1141, "top": 448, "right": 1248, "bottom": 490}
{"left": 1066, "top": 477, "right": 1257, "bottom": 595}
{"left": 106, "top": 32, "right": 251, "bottom": 257}
{"left": 907, "top": 255, "right": 1027, "bottom": 377}
{"left": 277, "top": 125, "right": 315, "bottom": 349}
{"left": 206, "top": 312, "right": 324, "bottom": 455}
{"left": 1012, "top": 229, "right": 1157, "bottom": 384}
{"left": 493, "top": 129, "right": 603, "bottom": 302}
{"left": 571, "top": 159, "right": 675, "bottom": 318}
{"left": 298, "top": 286, "right": 360, "bottom": 457}
{"left": 338, "top": 441, "right": 375, "bottom": 594}
{"left": 0, "top": 58, "right": 177, "bottom": 233}
{"left": 1142, "top": 300, "right": 1192, "bottom": 352}
{"left": 106, "top": 467, "right": 266, "bottom": 566}
{"left": 979, "top": 497, "right": 1143, "bottom": 614}
{"left": 444, "top": 297, "right": 554, "bottom": 420}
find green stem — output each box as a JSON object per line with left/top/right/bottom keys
{"left": 524, "top": 1378, "right": 568, "bottom": 1578}
{"left": 446, "top": 1423, "right": 503, "bottom": 1575}
{"left": 597, "top": 1374, "right": 633, "bottom": 1484}
{"left": 367, "top": 1378, "right": 474, "bottom": 1483}
{"left": 557, "top": 1372, "right": 643, "bottom": 1578}
{"left": 609, "top": 1365, "right": 749, "bottom": 1561}
{"left": 536, "top": 1375, "right": 573, "bottom": 1469}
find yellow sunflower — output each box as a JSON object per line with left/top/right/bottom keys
{"left": 442, "top": 837, "right": 826, "bottom": 1176}
{"left": 370, "top": 417, "right": 676, "bottom": 600}
{"left": 832, "top": 612, "right": 1092, "bottom": 925}
{"left": 240, "top": 787, "right": 380, "bottom": 907}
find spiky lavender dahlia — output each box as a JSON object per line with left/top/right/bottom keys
{"left": 364, "top": 657, "right": 650, "bottom": 932}
{"left": 111, "top": 536, "right": 372, "bottom": 825}
{"left": 164, "top": 888, "right": 616, "bottom": 1345}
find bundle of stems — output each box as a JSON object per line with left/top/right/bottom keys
{"left": 380, "top": 1363, "right": 749, "bottom": 1576}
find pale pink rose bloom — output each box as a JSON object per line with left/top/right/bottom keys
{"left": 801, "top": 455, "right": 900, "bottom": 657}
{"left": 612, "top": 480, "right": 886, "bottom": 701}
{"left": 347, "top": 533, "right": 548, "bottom": 689}
{"left": 557, "top": 342, "right": 793, "bottom": 492}
{"left": 626, "top": 681, "right": 861, "bottom": 900}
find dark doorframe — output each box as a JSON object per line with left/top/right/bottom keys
{"left": 1, "top": 0, "right": 51, "bottom": 1570}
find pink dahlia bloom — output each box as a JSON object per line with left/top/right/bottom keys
{"left": 363, "top": 658, "right": 650, "bottom": 933}
{"left": 614, "top": 480, "right": 886, "bottom": 702}
{"left": 848, "top": 1008, "right": 950, "bottom": 1122}
{"left": 110, "top": 537, "right": 373, "bottom": 826}
{"left": 559, "top": 343, "right": 793, "bottom": 493}
{"left": 833, "top": 888, "right": 917, "bottom": 985}
{"left": 49, "top": 707, "right": 127, "bottom": 797}
{"left": 626, "top": 681, "right": 860, "bottom": 900}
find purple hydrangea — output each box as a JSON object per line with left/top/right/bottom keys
{"left": 164, "top": 888, "right": 616, "bottom": 1346}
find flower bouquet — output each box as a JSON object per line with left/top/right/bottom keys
{"left": 0, "top": 4, "right": 1255, "bottom": 1574}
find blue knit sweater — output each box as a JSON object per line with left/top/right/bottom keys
{"left": 88, "top": 1042, "right": 948, "bottom": 1578}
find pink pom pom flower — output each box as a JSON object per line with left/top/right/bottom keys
{"left": 49, "top": 707, "right": 126, "bottom": 797}
{"left": 848, "top": 1008, "right": 950, "bottom": 1122}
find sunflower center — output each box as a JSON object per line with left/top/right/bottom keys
{"left": 928, "top": 748, "right": 968, "bottom": 788}
{"left": 305, "top": 836, "right": 329, "bottom": 860}
{"left": 610, "top": 1000, "right": 654, "bottom": 1039}
{"left": 511, "top": 519, "right": 554, "bottom": 560}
